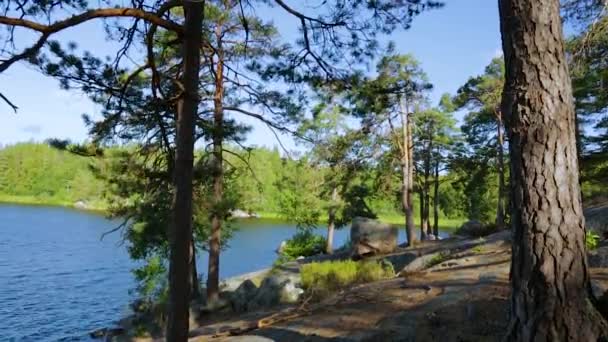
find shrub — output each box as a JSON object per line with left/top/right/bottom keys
{"left": 279, "top": 231, "right": 326, "bottom": 263}
{"left": 300, "top": 259, "right": 394, "bottom": 299}
{"left": 587, "top": 230, "right": 601, "bottom": 250}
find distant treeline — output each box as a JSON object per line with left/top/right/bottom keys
{"left": 0, "top": 143, "right": 413, "bottom": 220}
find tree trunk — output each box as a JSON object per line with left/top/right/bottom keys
{"left": 422, "top": 124, "right": 432, "bottom": 238}
{"left": 496, "top": 110, "right": 506, "bottom": 229}
{"left": 190, "top": 238, "right": 200, "bottom": 301}
{"left": 405, "top": 110, "right": 417, "bottom": 245}
{"left": 418, "top": 189, "right": 426, "bottom": 240}
{"left": 433, "top": 157, "right": 439, "bottom": 237}
{"left": 167, "top": 2, "right": 203, "bottom": 341}
{"left": 206, "top": 23, "right": 225, "bottom": 303}
{"left": 499, "top": 0, "right": 608, "bottom": 340}
{"left": 326, "top": 185, "right": 338, "bottom": 254}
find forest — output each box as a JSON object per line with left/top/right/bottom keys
{"left": 0, "top": 0, "right": 607, "bottom": 341}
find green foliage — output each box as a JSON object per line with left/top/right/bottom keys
{"left": 300, "top": 260, "right": 394, "bottom": 299}
{"left": 131, "top": 256, "right": 168, "bottom": 304}
{"left": 0, "top": 142, "right": 105, "bottom": 207}
{"left": 275, "top": 158, "right": 324, "bottom": 229}
{"left": 587, "top": 231, "right": 601, "bottom": 250}
{"left": 276, "top": 231, "right": 326, "bottom": 264}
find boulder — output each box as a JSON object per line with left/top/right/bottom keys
{"left": 230, "top": 279, "right": 258, "bottom": 313}
{"left": 276, "top": 240, "right": 288, "bottom": 254}
{"left": 586, "top": 204, "right": 608, "bottom": 237}
{"left": 456, "top": 220, "right": 486, "bottom": 237}
{"left": 589, "top": 245, "right": 608, "bottom": 268}
{"left": 248, "top": 275, "right": 303, "bottom": 311}
{"left": 350, "top": 217, "right": 398, "bottom": 257}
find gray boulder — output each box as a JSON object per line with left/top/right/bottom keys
{"left": 276, "top": 240, "right": 288, "bottom": 254}
{"left": 230, "top": 279, "right": 258, "bottom": 313}
{"left": 350, "top": 217, "right": 398, "bottom": 257}
{"left": 586, "top": 204, "right": 608, "bottom": 237}
{"left": 248, "top": 275, "right": 303, "bottom": 311}
{"left": 456, "top": 220, "right": 486, "bottom": 237}
{"left": 589, "top": 245, "right": 608, "bottom": 268}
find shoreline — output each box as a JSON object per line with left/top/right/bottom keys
{"left": 0, "top": 195, "right": 466, "bottom": 228}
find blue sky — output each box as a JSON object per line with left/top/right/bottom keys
{"left": 0, "top": 1, "right": 502, "bottom": 150}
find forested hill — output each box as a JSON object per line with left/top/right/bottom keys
{"left": 0, "top": 143, "right": 105, "bottom": 209}
{"left": 0, "top": 143, "right": 411, "bottom": 221}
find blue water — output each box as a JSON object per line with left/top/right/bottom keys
{"left": 0, "top": 204, "right": 439, "bottom": 341}
{"left": 0, "top": 204, "right": 348, "bottom": 341}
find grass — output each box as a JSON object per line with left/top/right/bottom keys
{"left": 426, "top": 251, "right": 450, "bottom": 268}
{"left": 472, "top": 245, "right": 485, "bottom": 254}
{"left": 259, "top": 210, "right": 465, "bottom": 233}
{"left": 300, "top": 259, "right": 395, "bottom": 299}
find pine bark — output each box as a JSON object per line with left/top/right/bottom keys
{"left": 499, "top": 0, "right": 608, "bottom": 340}
{"left": 399, "top": 100, "right": 417, "bottom": 246}
{"left": 167, "top": 2, "right": 203, "bottom": 341}
{"left": 206, "top": 23, "right": 225, "bottom": 303}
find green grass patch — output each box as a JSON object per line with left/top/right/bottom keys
{"left": 427, "top": 251, "right": 450, "bottom": 268}
{"left": 300, "top": 259, "right": 394, "bottom": 299}
{"left": 472, "top": 245, "right": 484, "bottom": 254}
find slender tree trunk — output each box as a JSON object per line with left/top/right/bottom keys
{"left": 326, "top": 186, "right": 338, "bottom": 254}
{"left": 167, "top": 2, "right": 203, "bottom": 341}
{"left": 206, "top": 23, "right": 225, "bottom": 303}
{"left": 190, "top": 238, "right": 200, "bottom": 301}
{"left": 496, "top": 110, "right": 506, "bottom": 229}
{"left": 406, "top": 111, "right": 416, "bottom": 245}
{"left": 422, "top": 124, "right": 432, "bottom": 238}
{"left": 499, "top": 0, "right": 608, "bottom": 340}
{"left": 419, "top": 189, "right": 426, "bottom": 240}
{"left": 433, "top": 157, "right": 439, "bottom": 238}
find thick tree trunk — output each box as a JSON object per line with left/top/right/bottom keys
{"left": 433, "top": 158, "right": 439, "bottom": 237}
{"left": 405, "top": 111, "right": 417, "bottom": 245}
{"left": 167, "top": 2, "right": 203, "bottom": 341}
{"left": 499, "top": 0, "right": 608, "bottom": 340}
{"left": 326, "top": 186, "right": 337, "bottom": 254}
{"left": 496, "top": 111, "right": 506, "bottom": 229}
{"left": 206, "top": 24, "right": 225, "bottom": 303}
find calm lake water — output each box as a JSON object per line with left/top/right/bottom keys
{"left": 0, "top": 204, "right": 429, "bottom": 341}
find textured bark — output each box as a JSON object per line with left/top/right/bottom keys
{"left": 326, "top": 186, "right": 338, "bottom": 254}
{"left": 499, "top": 0, "right": 608, "bottom": 340}
{"left": 167, "top": 2, "right": 203, "bottom": 341}
{"left": 496, "top": 110, "right": 506, "bottom": 229}
{"left": 206, "top": 23, "right": 225, "bottom": 303}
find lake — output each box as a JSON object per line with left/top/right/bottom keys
{"left": 0, "top": 204, "right": 429, "bottom": 341}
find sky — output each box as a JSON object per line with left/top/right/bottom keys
{"left": 0, "top": 0, "right": 502, "bottom": 150}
